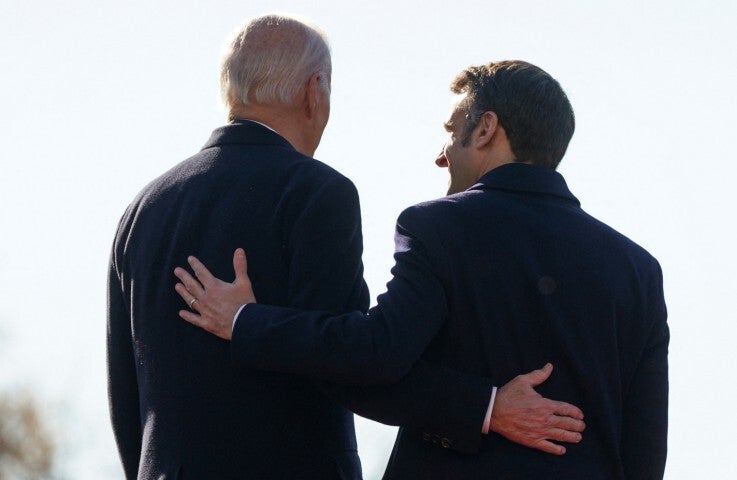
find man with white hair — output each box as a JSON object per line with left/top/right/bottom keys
{"left": 108, "top": 16, "right": 364, "bottom": 479}
{"left": 109, "top": 15, "right": 584, "bottom": 479}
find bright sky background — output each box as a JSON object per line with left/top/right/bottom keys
{"left": 1, "top": 0, "right": 735, "bottom": 478}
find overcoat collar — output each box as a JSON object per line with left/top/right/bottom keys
{"left": 202, "top": 119, "right": 295, "bottom": 151}
{"left": 469, "top": 163, "right": 580, "bottom": 206}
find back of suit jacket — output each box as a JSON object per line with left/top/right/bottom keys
{"left": 107, "top": 120, "right": 369, "bottom": 479}
{"left": 236, "top": 163, "right": 669, "bottom": 479}
{"left": 379, "top": 163, "right": 669, "bottom": 479}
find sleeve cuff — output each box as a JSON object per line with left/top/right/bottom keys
{"left": 482, "top": 385, "right": 498, "bottom": 434}
{"left": 232, "top": 303, "right": 248, "bottom": 332}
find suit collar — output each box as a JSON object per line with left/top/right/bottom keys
{"left": 202, "top": 119, "right": 295, "bottom": 151}
{"left": 468, "top": 163, "right": 580, "bottom": 205}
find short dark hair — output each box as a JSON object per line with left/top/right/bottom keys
{"left": 451, "top": 61, "right": 575, "bottom": 169}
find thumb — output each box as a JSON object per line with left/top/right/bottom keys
{"left": 526, "top": 362, "right": 554, "bottom": 387}
{"left": 232, "top": 248, "right": 249, "bottom": 284}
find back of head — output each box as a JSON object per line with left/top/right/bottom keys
{"left": 452, "top": 61, "right": 575, "bottom": 169}
{"left": 220, "top": 14, "right": 331, "bottom": 111}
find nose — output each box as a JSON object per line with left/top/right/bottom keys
{"left": 435, "top": 149, "right": 448, "bottom": 168}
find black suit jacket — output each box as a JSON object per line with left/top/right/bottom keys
{"left": 234, "top": 163, "right": 669, "bottom": 479}
{"left": 108, "top": 121, "right": 492, "bottom": 480}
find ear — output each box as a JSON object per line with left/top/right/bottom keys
{"left": 304, "top": 73, "right": 324, "bottom": 120}
{"left": 473, "top": 111, "right": 499, "bottom": 149}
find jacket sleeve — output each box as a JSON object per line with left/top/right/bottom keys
{"left": 231, "top": 204, "right": 448, "bottom": 385}
{"left": 621, "top": 261, "right": 669, "bottom": 479}
{"left": 321, "top": 359, "right": 493, "bottom": 454}
{"left": 283, "top": 175, "right": 370, "bottom": 314}
{"left": 107, "top": 247, "right": 142, "bottom": 480}
{"left": 231, "top": 193, "right": 491, "bottom": 453}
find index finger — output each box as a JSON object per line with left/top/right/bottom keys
{"left": 550, "top": 400, "right": 584, "bottom": 420}
{"left": 548, "top": 415, "right": 586, "bottom": 433}
{"left": 188, "top": 255, "right": 215, "bottom": 286}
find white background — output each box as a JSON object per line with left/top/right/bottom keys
{"left": 1, "top": 1, "right": 735, "bottom": 478}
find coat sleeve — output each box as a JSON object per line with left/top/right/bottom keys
{"left": 231, "top": 203, "right": 448, "bottom": 385}
{"left": 321, "top": 359, "right": 493, "bottom": 454}
{"left": 231, "top": 194, "right": 491, "bottom": 453}
{"left": 107, "top": 247, "right": 142, "bottom": 480}
{"left": 283, "top": 175, "right": 370, "bottom": 314}
{"left": 621, "top": 261, "right": 669, "bottom": 479}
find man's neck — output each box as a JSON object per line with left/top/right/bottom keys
{"left": 233, "top": 118, "right": 279, "bottom": 134}
{"left": 475, "top": 133, "right": 520, "bottom": 179}
{"left": 228, "top": 104, "right": 316, "bottom": 157}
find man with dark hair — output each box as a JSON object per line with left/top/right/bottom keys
{"left": 449, "top": 61, "right": 574, "bottom": 170}
{"left": 175, "top": 60, "right": 668, "bottom": 478}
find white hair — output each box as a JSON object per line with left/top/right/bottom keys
{"left": 220, "top": 14, "right": 331, "bottom": 108}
